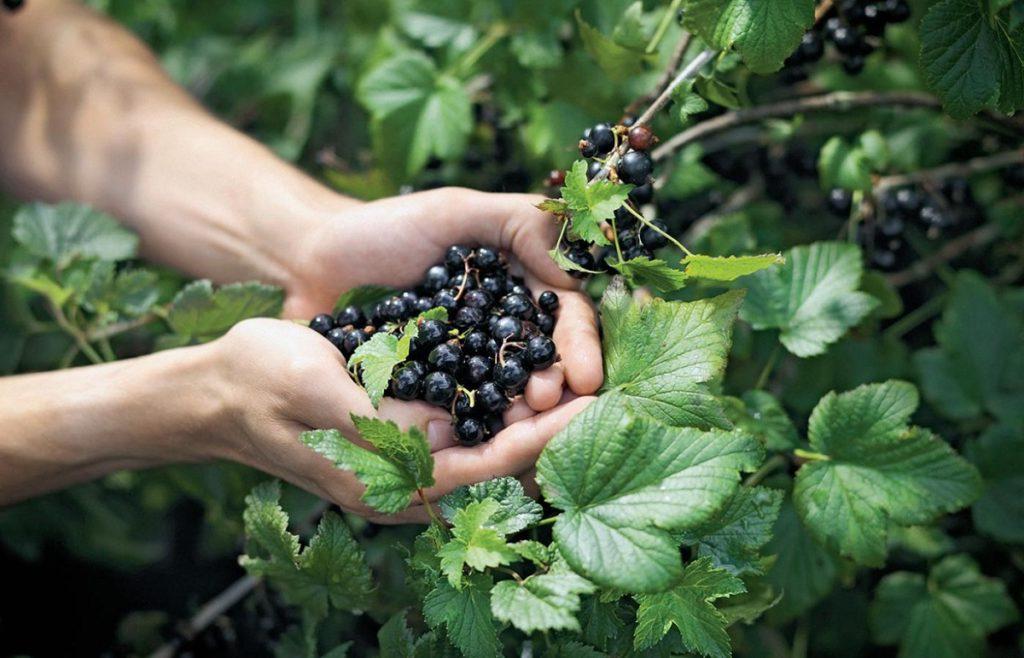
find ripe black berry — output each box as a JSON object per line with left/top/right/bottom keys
{"left": 454, "top": 391, "right": 478, "bottom": 417}
{"left": 448, "top": 272, "right": 477, "bottom": 291}
{"left": 416, "top": 319, "right": 449, "bottom": 351}
{"left": 895, "top": 188, "right": 923, "bottom": 214}
{"left": 326, "top": 327, "right": 348, "bottom": 351}
{"left": 827, "top": 188, "right": 853, "bottom": 217}
{"left": 526, "top": 336, "right": 557, "bottom": 370}
{"left": 427, "top": 342, "right": 462, "bottom": 374}
{"left": 587, "top": 160, "right": 604, "bottom": 181}
{"left": 565, "top": 248, "right": 596, "bottom": 275}
{"left": 619, "top": 151, "right": 653, "bottom": 185}
{"left": 501, "top": 293, "right": 535, "bottom": 320}
{"left": 475, "top": 247, "right": 501, "bottom": 272}
{"left": 432, "top": 289, "right": 459, "bottom": 313}
{"left": 390, "top": 366, "right": 422, "bottom": 401}
{"left": 881, "top": 0, "right": 910, "bottom": 22}
{"left": 423, "top": 372, "right": 457, "bottom": 407}
{"left": 462, "top": 289, "right": 493, "bottom": 310}
{"left": 445, "top": 245, "right": 472, "bottom": 272}
{"left": 464, "top": 331, "right": 491, "bottom": 355}
{"left": 589, "top": 123, "right": 616, "bottom": 155}
{"left": 414, "top": 297, "right": 434, "bottom": 313}
{"left": 455, "top": 416, "right": 486, "bottom": 446}
{"left": 481, "top": 275, "right": 506, "bottom": 296}
{"left": 629, "top": 182, "right": 654, "bottom": 205}
{"left": 335, "top": 305, "right": 365, "bottom": 327}
{"left": 405, "top": 360, "right": 428, "bottom": 379}
{"left": 842, "top": 54, "right": 866, "bottom": 75}
{"left": 579, "top": 139, "right": 598, "bottom": 158}
{"left": 454, "top": 305, "right": 485, "bottom": 329}
{"left": 382, "top": 296, "right": 410, "bottom": 322}
{"left": 495, "top": 357, "right": 529, "bottom": 391}
{"left": 536, "top": 313, "right": 555, "bottom": 336}
{"left": 461, "top": 355, "right": 493, "bottom": 387}
{"left": 342, "top": 329, "right": 368, "bottom": 357}
{"left": 477, "top": 381, "right": 510, "bottom": 414}
{"left": 492, "top": 316, "right": 523, "bottom": 341}
{"left": 639, "top": 220, "right": 670, "bottom": 251}
{"left": 797, "top": 31, "right": 825, "bottom": 62}
{"left": 424, "top": 265, "right": 450, "bottom": 293}
{"left": 538, "top": 291, "right": 559, "bottom": 313}
{"left": 309, "top": 313, "right": 335, "bottom": 335}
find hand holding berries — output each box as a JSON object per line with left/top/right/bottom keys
{"left": 308, "top": 245, "right": 562, "bottom": 446}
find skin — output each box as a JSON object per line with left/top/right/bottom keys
{"left": 0, "top": 1, "right": 602, "bottom": 520}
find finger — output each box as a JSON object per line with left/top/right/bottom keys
{"left": 423, "top": 396, "right": 596, "bottom": 501}
{"left": 524, "top": 363, "right": 565, "bottom": 412}
{"left": 378, "top": 398, "right": 457, "bottom": 451}
{"left": 551, "top": 290, "right": 603, "bottom": 395}
{"left": 505, "top": 397, "right": 537, "bottom": 425}
{"left": 369, "top": 503, "right": 434, "bottom": 525}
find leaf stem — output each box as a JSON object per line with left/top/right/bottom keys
{"left": 882, "top": 293, "right": 947, "bottom": 340}
{"left": 453, "top": 22, "right": 509, "bottom": 78}
{"left": 645, "top": 0, "right": 683, "bottom": 54}
{"left": 610, "top": 216, "right": 625, "bottom": 263}
{"left": 418, "top": 488, "right": 447, "bottom": 532}
{"left": 793, "top": 449, "right": 829, "bottom": 462}
{"left": 755, "top": 345, "right": 781, "bottom": 390}
{"left": 624, "top": 203, "right": 692, "bottom": 256}
{"left": 744, "top": 454, "right": 788, "bottom": 487}
{"left": 47, "top": 300, "right": 104, "bottom": 364}
{"left": 537, "top": 516, "right": 557, "bottom": 526}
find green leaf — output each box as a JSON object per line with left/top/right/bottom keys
{"left": 357, "top": 52, "right": 472, "bottom": 176}
{"left": 870, "top": 555, "right": 1019, "bottom": 658}
{"left": 300, "top": 416, "right": 433, "bottom": 514}
{"left": 378, "top": 611, "right": 433, "bottom": 658}
{"left": 333, "top": 285, "right": 396, "bottom": 314}
{"left": 601, "top": 278, "right": 744, "bottom": 429}
{"left": 13, "top": 202, "right": 138, "bottom": 267}
{"left": 633, "top": 558, "right": 746, "bottom": 657}
{"left": 919, "top": 0, "right": 1024, "bottom": 118}
{"left": 678, "top": 487, "right": 784, "bottom": 576}
{"left": 166, "top": 280, "right": 283, "bottom": 343}
{"left": 793, "top": 381, "right": 982, "bottom": 566}
{"left": 562, "top": 160, "right": 633, "bottom": 246}
{"left": 550, "top": 247, "right": 604, "bottom": 275}
{"left": 239, "top": 483, "right": 372, "bottom": 620}
{"left": 913, "top": 271, "right": 1024, "bottom": 423}
{"left": 575, "top": 10, "right": 646, "bottom": 80}
{"left": 438, "top": 499, "right": 518, "bottom": 588}
{"left": 491, "top": 562, "right": 596, "bottom": 633}
{"left": 422, "top": 573, "right": 500, "bottom": 658}
{"left": 510, "top": 30, "right": 563, "bottom": 69}
{"left": 349, "top": 330, "right": 407, "bottom": 408}
{"left": 674, "top": 85, "right": 711, "bottom": 122}
{"left": 966, "top": 423, "right": 1024, "bottom": 544}
{"left": 740, "top": 241, "right": 879, "bottom": 357}
{"left": 682, "top": 253, "right": 784, "bottom": 281}
{"left": 439, "top": 477, "right": 543, "bottom": 536}
{"left": 683, "top": 0, "right": 816, "bottom": 73}
{"left": 726, "top": 391, "right": 799, "bottom": 452}
{"left": 610, "top": 256, "right": 689, "bottom": 292}
{"left": 536, "top": 393, "right": 763, "bottom": 592}
{"left": 818, "top": 137, "right": 872, "bottom": 191}
{"left": 765, "top": 497, "right": 838, "bottom": 620}
{"left": 612, "top": 2, "right": 657, "bottom": 50}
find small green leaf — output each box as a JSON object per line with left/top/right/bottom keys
{"left": 682, "top": 253, "right": 784, "bottom": 281}
{"left": 438, "top": 499, "right": 518, "bottom": 588}
{"left": 726, "top": 391, "right": 799, "bottom": 451}
{"left": 562, "top": 160, "right": 633, "bottom": 246}
{"left": 602, "top": 278, "right": 744, "bottom": 429}
{"left": 166, "top": 280, "right": 283, "bottom": 343}
{"left": 536, "top": 393, "right": 763, "bottom": 592}
{"left": 610, "top": 256, "right": 689, "bottom": 292}
{"left": 439, "top": 477, "right": 543, "bottom": 536}
{"left": 491, "top": 561, "right": 596, "bottom": 633}
{"left": 966, "top": 423, "right": 1024, "bottom": 544}
{"left": 678, "top": 487, "right": 784, "bottom": 576}
{"left": 550, "top": 248, "right": 604, "bottom": 275}
{"left": 13, "top": 202, "right": 138, "bottom": 267}
{"left": 633, "top": 557, "right": 747, "bottom": 657}
{"left": 870, "top": 555, "right": 1019, "bottom": 658}
{"left": 348, "top": 325, "right": 415, "bottom": 407}
{"left": 793, "top": 381, "right": 982, "bottom": 566}
{"left": 765, "top": 497, "right": 838, "bottom": 620}
{"left": 818, "top": 137, "right": 872, "bottom": 191}
{"left": 740, "top": 241, "right": 878, "bottom": 357}
{"left": 576, "top": 10, "right": 647, "bottom": 80}
{"left": 422, "top": 573, "right": 500, "bottom": 658}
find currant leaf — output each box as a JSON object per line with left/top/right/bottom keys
{"left": 437, "top": 499, "right": 517, "bottom": 588}
{"left": 422, "top": 573, "right": 500, "bottom": 658}
{"left": 166, "top": 280, "right": 284, "bottom": 344}
{"left": 609, "top": 256, "right": 689, "bottom": 291}
{"left": 490, "top": 561, "right": 596, "bottom": 633}
{"left": 683, "top": 0, "right": 815, "bottom": 73}
{"left": 965, "top": 423, "right": 1024, "bottom": 544}
{"left": 439, "top": 477, "right": 542, "bottom": 536}
{"left": 677, "top": 486, "right": 784, "bottom": 576}
{"left": 682, "top": 253, "right": 784, "bottom": 281}
{"left": 561, "top": 160, "right": 632, "bottom": 246}
{"left": 13, "top": 202, "right": 138, "bottom": 267}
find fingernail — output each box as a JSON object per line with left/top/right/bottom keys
{"left": 427, "top": 420, "right": 453, "bottom": 449}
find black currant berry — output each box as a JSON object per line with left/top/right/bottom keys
{"left": 455, "top": 416, "right": 486, "bottom": 446}
{"left": 579, "top": 139, "right": 598, "bottom": 158}
{"left": 501, "top": 294, "right": 535, "bottom": 320}
{"left": 424, "top": 265, "right": 450, "bottom": 293}
{"left": 382, "top": 296, "right": 409, "bottom": 322}
{"left": 619, "top": 151, "right": 653, "bottom": 185}
{"left": 640, "top": 220, "right": 670, "bottom": 251}
{"left": 830, "top": 26, "right": 861, "bottom": 56}
{"left": 432, "top": 289, "right": 459, "bottom": 313}
{"left": 448, "top": 272, "right": 477, "bottom": 291}
{"left": 445, "top": 245, "right": 472, "bottom": 272}
{"left": 495, "top": 357, "right": 529, "bottom": 391}
{"left": 309, "top": 313, "right": 335, "bottom": 335}
{"left": 627, "top": 125, "right": 656, "bottom": 151}
{"left": 475, "top": 247, "right": 501, "bottom": 272}
{"left": 405, "top": 360, "right": 428, "bottom": 379}
{"left": 325, "top": 327, "right": 348, "bottom": 351}
{"left": 477, "top": 381, "right": 510, "bottom": 414}
{"left": 461, "top": 355, "right": 493, "bottom": 387}
{"left": 462, "top": 289, "right": 493, "bottom": 310}
{"left": 587, "top": 160, "right": 604, "bottom": 181}
{"left": 454, "top": 305, "right": 485, "bottom": 329}
{"left": 590, "top": 123, "right": 616, "bottom": 155}
{"left": 454, "top": 392, "right": 477, "bottom": 417}
{"left": 919, "top": 203, "right": 954, "bottom": 229}
{"left": 492, "top": 316, "right": 523, "bottom": 341}
{"left": 427, "top": 342, "right": 462, "bottom": 374}
{"left": 826, "top": 188, "right": 853, "bottom": 217}
{"left": 526, "top": 335, "right": 557, "bottom": 370}
{"left": 335, "top": 305, "right": 365, "bottom": 327}
{"left": 464, "top": 330, "right": 491, "bottom": 355}
{"left": 342, "top": 329, "right": 368, "bottom": 357}
{"left": 538, "top": 291, "right": 559, "bottom": 313}
{"left": 481, "top": 275, "right": 506, "bottom": 296}
{"left": 842, "top": 54, "right": 866, "bottom": 75}
{"left": 797, "top": 31, "right": 825, "bottom": 62}
{"left": 895, "top": 188, "right": 923, "bottom": 214}
{"left": 565, "top": 248, "right": 596, "bottom": 276}
{"left": 414, "top": 297, "right": 434, "bottom": 313}
{"left": 881, "top": 0, "right": 910, "bottom": 22}
{"left": 423, "top": 372, "right": 457, "bottom": 407}
{"left": 390, "top": 366, "right": 422, "bottom": 401}
{"left": 483, "top": 414, "right": 504, "bottom": 437}
{"left": 416, "top": 319, "right": 449, "bottom": 350}
{"left": 629, "top": 182, "right": 655, "bottom": 205}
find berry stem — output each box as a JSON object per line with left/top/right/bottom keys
{"left": 623, "top": 202, "right": 693, "bottom": 257}
{"left": 814, "top": 0, "right": 834, "bottom": 24}
{"left": 610, "top": 216, "right": 625, "bottom": 264}
{"left": 452, "top": 22, "right": 509, "bottom": 78}
{"left": 418, "top": 488, "right": 448, "bottom": 532}
{"left": 645, "top": 0, "right": 684, "bottom": 55}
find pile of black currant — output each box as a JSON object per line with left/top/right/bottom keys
{"left": 556, "top": 119, "right": 669, "bottom": 274}
{"left": 826, "top": 179, "right": 979, "bottom": 270}
{"left": 782, "top": 0, "right": 910, "bottom": 81}
{"left": 308, "top": 245, "right": 560, "bottom": 446}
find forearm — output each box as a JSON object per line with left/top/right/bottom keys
{"left": 0, "top": 0, "right": 357, "bottom": 289}
{"left": 0, "top": 344, "right": 225, "bottom": 505}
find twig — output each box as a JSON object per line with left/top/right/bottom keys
{"left": 624, "top": 33, "right": 693, "bottom": 117}
{"left": 681, "top": 179, "right": 765, "bottom": 244}
{"left": 814, "top": 0, "right": 834, "bottom": 23}
{"left": 874, "top": 149, "right": 1024, "bottom": 193}
{"left": 886, "top": 223, "right": 1002, "bottom": 288}
{"left": 47, "top": 300, "right": 105, "bottom": 364}
{"left": 86, "top": 313, "right": 160, "bottom": 341}
{"left": 645, "top": 0, "right": 684, "bottom": 54}
{"left": 149, "top": 576, "right": 261, "bottom": 658}
{"left": 653, "top": 91, "right": 940, "bottom": 162}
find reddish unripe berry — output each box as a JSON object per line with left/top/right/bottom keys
{"left": 546, "top": 169, "right": 566, "bottom": 187}
{"left": 627, "top": 124, "right": 657, "bottom": 151}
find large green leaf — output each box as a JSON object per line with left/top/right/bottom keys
{"left": 166, "top": 280, "right": 283, "bottom": 343}
{"left": 536, "top": 393, "right": 763, "bottom": 593}
{"left": 683, "top": 0, "right": 815, "bottom": 73}
{"left": 490, "top": 561, "right": 596, "bottom": 634}
{"left": 601, "top": 278, "right": 744, "bottom": 429}
{"left": 740, "top": 241, "right": 878, "bottom": 357}
{"left": 966, "top": 423, "right": 1024, "bottom": 544}
{"left": 13, "top": 203, "right": 138, "bottom": 267}
{"left": 793, "top": 381, "right": 981, "bottom": 566}
{"left": 422, "top": 573, "right": 500, "bottom": 657}
{"left": 677, "top": 486, "right": 784, "bottom": 576}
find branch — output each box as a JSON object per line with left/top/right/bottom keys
{"left": 86, "top": 313, "right": 159, "bottom": 342}
{"left": 653, "top": 91, "right": 940, "bottom": 162}
{"left": 886, "top": 223, "right": 1002, "bottom": 288}
{"left": 874, "top": 149, "right": 1024, "bottom": 192}
{"left": 681, "top": 179, "right": 764, "bottom": 245}
{"left": 623, "top": 33, "right": 693, "bottom": 117}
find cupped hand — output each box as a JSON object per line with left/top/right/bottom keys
{"left": 285, "top": 187, "right": 604, "bottom": 403}
{"left": 205, "top": 318, "right": 595, "bottom": 523}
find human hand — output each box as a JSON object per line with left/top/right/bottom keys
{"left": 283, "top": 187, "right": 604, "bottom": 409}
{"left": 204, "top": 318, "right": 595, "bottom": 523}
